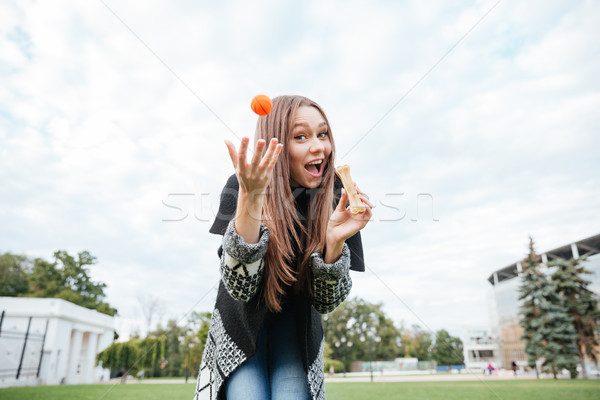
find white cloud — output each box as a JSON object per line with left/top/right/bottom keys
{"left": 1, "top": 0, "right": 599, "bottom": 340}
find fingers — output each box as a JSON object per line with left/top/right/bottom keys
{"left": 355, "top": 184, "right": 373, "bottom": 208}
{"left": 363, "top": 205, "right": 373, "bottom": 223}
{"left": 352, "top": 183, "right": 373, "bottom": 223}
{"left": 259, "top": 138, "right": 282, "bottom": 171}
{"left": 359, "top": 193, "right": 374, "bottom": 209}
{"left": 237, "top": 137, "right": 250, "bottom": 173}
{"left": 236, "top": 137, "right": 282, "bottom": 176}
{"left": 250, "top": 139, "right": 266, "bottom": 170}
{"left": 224, "top": 140, "right": 238, "bottom": 170}
{"left": 337, "top": 188, "right": 348, "bottom": 212}
{"left": 265, "top": 143, "right": 284, "bottom": 171}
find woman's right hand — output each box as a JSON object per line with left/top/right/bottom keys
{"left": 225, "top": 137, "right": 283, "bottom": 196}
{"left": 225, "top": 137, "right": 283, "bottom": 243}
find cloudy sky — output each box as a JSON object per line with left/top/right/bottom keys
{"left": 1, "top": 0, "right": 599, "bottom": 339}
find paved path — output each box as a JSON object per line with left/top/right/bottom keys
{"left": 104, "top": 378, "right": 195, "bottom": 384}
{"left": 111, "top": 372, "right": 546, "bottom": 384}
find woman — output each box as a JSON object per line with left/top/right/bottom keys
{"left": 194, "top": 95, "right": 372, "bottom": 400}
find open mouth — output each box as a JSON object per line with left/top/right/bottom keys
{"left": 304, "top": 159, "right": 324, "bottom": 177}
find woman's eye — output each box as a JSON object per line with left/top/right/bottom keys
{"left": 294, "top": 134, "right": 306, "bottom": 140}
{"left": 318, "top": 131, "right": 329, "bottom": 138}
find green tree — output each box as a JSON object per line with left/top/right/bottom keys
{"left": 323, "top": 340, "right": 344, "bottom": 373}
{"left": 518, "top": 237, "right": 546, "bottom": 378}
{"left": 0, "top": 253, "right": 30, "bottom": 296}
{"left": 138, "top": 336, "right": 167, "bottom": 378}
{"left": 431, "top": 329, "right": 464, "bottom": 367}
{"left": 187, "top": 311, "right": 212, "bottom": 377}
{"left": 518, "top": 237, "right": 579, "bottom": 379}
{"left": 96, "top": 340, "right": 141, "bottom": 383}
{"left": 537, "top": 274, "right": 579, "bottom": 379}
{"left": 322, "top": 298, "right": 401, "bottom": 371}
{"left": 396, "top": 324, "right": 414, "bottom": 358}
{"left": 402, "top": 325, "right": 433, "bottom": 361}
{"left": 149, "top": 319, "right": 186, "bottom": 377}
{"left": 549, "top": 257, "right": 600, "bottom": 378}
{"left": 28, "top": 250, "right": 117, "bottom": 316}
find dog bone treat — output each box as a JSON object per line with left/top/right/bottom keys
{"left": 335, "top": 165, "right": 366, "bottom": 215}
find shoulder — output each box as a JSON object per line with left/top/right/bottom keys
{"left": 224, "top": 173, "right": 239, "bottom": 191}
{"left": 209, "top": 174, "right": 239, "bottom": 235}
{"left": 217, "top": 174, "right": 239, "bottom": 201}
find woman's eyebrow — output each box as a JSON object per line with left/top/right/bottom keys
{"left": 293, "top": 122, "right": 328, "bottom": 129}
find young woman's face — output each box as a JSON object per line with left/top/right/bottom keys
{"left": 288, "top": 106, "right": 332, "bottom": 188}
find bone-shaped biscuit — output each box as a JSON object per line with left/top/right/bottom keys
{"left": 335, "top": 165, "right": 366, "bottom": 214}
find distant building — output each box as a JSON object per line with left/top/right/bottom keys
{"left": 461, "top": 329, "right": 500, "bottom": 372}
{"left": 0, "top": 297, "right": 114, "bottom": 388}
{"left": 487, "top": 233, "right": 600, "bottom": 369}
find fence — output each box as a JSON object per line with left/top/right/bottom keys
{"left": 0, "top": 310, "right": 49, "bottom": 381}
{"left": 350, "top": 358, "right": 438, "bottom": 373}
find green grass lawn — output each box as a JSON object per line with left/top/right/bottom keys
{"left": 327, "top": 380, "right": 600, "bottom": 400}
{"left": 0, "top": 379, "right": 598, "bottom": 400}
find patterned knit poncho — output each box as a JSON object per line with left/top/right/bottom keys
{"left": 193, "top": 174, "right": 364, "bottom": 400}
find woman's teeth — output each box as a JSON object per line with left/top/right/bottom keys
{"left": 305, "top": 160, "right": 322, "bottom": 174}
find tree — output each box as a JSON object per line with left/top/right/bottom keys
{"left": 322, "top": 298, "right": 401, "bottom": 370}
{"left": 28, "top": 250, "right": 117, "bottom": 316}
{"left": 537, "top": 273, "right": 579, "bottom": 378}
{"left": 149, "top": 319, "right": 186, "bottom": 377}
{"left": 1, "top": 250, "right": 117, "bottom": 316}
{"left": 187, "top": 311, "right": 212, "bottom": 372}
{"left": 138, "top": 294, "right": 165, "bottom": 335}
{"left": 518, "top": 237, "right": 578, "bottom": 379}
{"left": 0, "top": 253, "right": 30, "bottom": 296}
{"left": 518, "top": 238, "right": 545, "bottom": 377}
{"left": 96, "top": 340, "right": 141, "bottom": 383}
{"left": 549, "top": 257, "right": 600, "bottom": 378}
{"left": 138, "top": 336, "right": 167, "bottom": 378}
{"left": 402, "top": 325, "right": 433, "bottom": 361}
{"left": 431, "top": 329, "right": 464, "bottom": 367}
{"left": 180, "top": 329, "right": 197, "bottom": 382}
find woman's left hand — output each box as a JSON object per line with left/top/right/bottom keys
{"left": 324, "top": 184, "right": 373, "bottom": 263}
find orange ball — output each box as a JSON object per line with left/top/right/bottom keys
{"left": 251, "top": 94, "right": 273, "bottom": 116}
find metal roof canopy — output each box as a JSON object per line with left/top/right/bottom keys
{"left": 487, "top": 233, "right": 600, "bottom": 285}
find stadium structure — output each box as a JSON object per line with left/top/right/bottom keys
{"left": 486, "top": 233, "right": 600, "bottom": 370}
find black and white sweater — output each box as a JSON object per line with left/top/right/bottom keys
{"left": 194, "top": 174, "right": 364, "bottom": 400}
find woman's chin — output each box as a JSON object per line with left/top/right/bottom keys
{"left": 291, "top": 172, "right": 324, "bottom": 189}
{"left": 305, "top": 178, "right": 325, "bottom": 189}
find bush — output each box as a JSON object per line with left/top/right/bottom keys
{"left": 324, "top": 359, "right": 345, "bottom": 373}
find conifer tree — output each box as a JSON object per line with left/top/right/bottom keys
{"left": 518, "top": 237, "right": 545, "bottom": 378}
{"left": 518, "top": 237, "right": 579, "bottom": 379}
{"left": 536, "top": 268, "right": 578, "bottom": 379}
{"left": 549, "top": 257, "right": 600, "bottom": 378}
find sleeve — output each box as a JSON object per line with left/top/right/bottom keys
{"left": 310, "top": 242, "right": 352, "bottom": 314}
{"left": 220, "top": 219, "right": 270, "bottom": 302}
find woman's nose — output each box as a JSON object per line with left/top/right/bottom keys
{"left": 309, "top": 137, "right": 325, "bottom": 153}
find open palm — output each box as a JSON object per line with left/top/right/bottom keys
{"left": 225, "top": 137, "right": 283, "bottom": 195}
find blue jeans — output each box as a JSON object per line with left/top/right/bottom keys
{"left": 225, "top": 309, "right": 311, "bottom": 400}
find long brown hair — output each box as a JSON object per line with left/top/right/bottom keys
{"left": 254, "top": 95, "right": 336, "bottom": 312}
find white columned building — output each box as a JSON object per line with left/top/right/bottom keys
{"left": 0, "top": 297, "right": 115, "bottom": 388}
{"left": 83, "top": 332, "right": 99, "bottom": 382}
{"left": 66, "top": 329, "right": 83, "bottom": 384}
